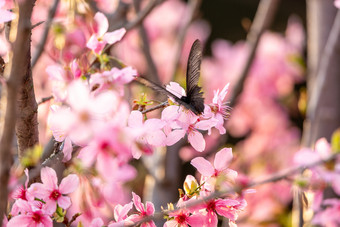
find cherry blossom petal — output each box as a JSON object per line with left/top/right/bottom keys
{"left": 163, "top": 220, "right": 179, "bottom": 227}
{"left": 40, "top": 214, "right": 53, "bottom": 227}
{"left": 86, "top": 34, "right": 100, "bottom": 52}
{"left": 114, "top": 202, "right": 133, "bottom": 221}
{"left": 57, "top": 195, "right": 72, "bottom": 210}
{"left": 214, "top": 148, "right": 233, "bottom": 171}
{"left": 146, "top": 130, "right": 166, "bottom": 146}
{"left": 315, "top": 138, "right": 332, "bottom": 159}
{"left": 62, "top": 137, "right": 73, "bottom": 162}
{"left": 161, "top": 105, "right": 180, "bottom": 121}
{"left": 0, "top": 8, "right": 16, "bottom": 23}
{"left": 59, "top": 174, "right": 79, "bottom": 194}
{"left": 188, "top": 130, "right": 205, "bottom": 152}
{"left": 205, "top": 211, "right": 218, "bottom": 227}
{"left": 46, "top": 65, "right": 65, "bottom": 81}
{"left": 103, "top": 28, "right": 126, "bottom": 44}
{"left": 128, "top": 111, "right": 143, "bottom": 128}
{"left": 166, "top": 129, "right": 186, "bottom": 146}
{"left": 67, "top": 81, "right": 90, "bottom": 111}
{"left": 145, "top": 201, "right": 155, "bottom": 215}
{"left": 293, "top": 148, "right": 320, "bottom": 165}
{"left": 335, "top": 0, "right": 340, "bottom": 9}
{"left": 94, "top": 12, "right": 108, "bottom": 37}
{"left": 7, "top": 215, "right": 34, "bottom": 227}
{"left": 90, "top": 218, "right": 104, "bottom": 227}
{"left": 166, "top": 82, "right": 186, "bottom": 98}
{"left": 132, "top": 192, "right": 144, "bottom": 213}
{"left": 187, "top": 213, "right": 207, "bottom": 227}
{"left": 41, "top": 167, "right": 58, "bottom": 189}
{"left": 191, "top": 157, "right": 214, "bottom": 177}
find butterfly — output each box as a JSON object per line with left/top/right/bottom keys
{"left": 136, "top": 39, "right": 205, "bottom": 115}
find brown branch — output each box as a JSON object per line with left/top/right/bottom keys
{"left": 0, "top": 0, "right": 37, "bottom": 224}
{"left": 133, "top": 0, "right": 161, "bottom": 85}
{"left": 204, "top": 0, "right": 280, "bottom": 156}
{"left": 170, "top": 0, "right": 202, "bottom": 81}
{"left": 31, "top": 0, "right": 60, "bottom": 68}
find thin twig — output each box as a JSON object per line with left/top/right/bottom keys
{"left": 170, "top": 0, "right": 202, "bottom": 81}
{"left": 31, "top": 21, "right": 44, "bottom": 29}
{"left": 142, "top": 101, "right": 169, "bottom": 114}
{"left": 31, "top": 0, "right": 60, "bottom": 68}
{"left": 124, "top": 0, "right": 164, "bottom": 31}
{"left": 38, "top": 95, "right": 54, "bottom": 105}
{"left": 133, "top": 0, "right": 161, "bottom": 85}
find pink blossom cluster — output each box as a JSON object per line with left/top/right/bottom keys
{"left": 6, "top": 167, "right": 79, "bottom": 227}
{"left": 37, "top": 11, "right": 236, "bottom": 225}
{"left": 85, "top": 148, "right": 247, "bottom": 227}
{"left": 294, "top": 138, "right": 340, "bottom": 226}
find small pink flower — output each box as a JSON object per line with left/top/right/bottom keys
{"left": 191, "top": 148, "right": 238, "bottom": 190}
{"left": 87, "top": 12, "right": 126, "bottom": 54}
{"left": 127, "top": 111, "right": 166, "bottom": 158}
{"left": 164, "top": 209, "right": 206, "bottom": 227}
{"left": 7, "top": 199, "right": 52, "bottom": 227}
{"left": 166, "top": 110, "right": 217, "bottom": 152}
{"left": 0, "top": 1, "right": 16, "bottom": 23}
{"left": 108, "top": 202, "right": 134, "bottom": 226}
{"left": 200, "top": 198, "right": 241, "bottom": 226}
{"left": 28, "top": 167, "right": 79, "bottom": 214}
{"left": 205, "top": 83, "right": 231, "bottom": 135}
{"left": 127, "top": 192, "right": 156, "bottom": 227}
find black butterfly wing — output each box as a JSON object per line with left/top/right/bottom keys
{"left": 185, "top": 39, "right": 204, "bottom": 114}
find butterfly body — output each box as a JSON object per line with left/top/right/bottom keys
{"left": 136, "top": 39, "right": 205, "bottom": 115}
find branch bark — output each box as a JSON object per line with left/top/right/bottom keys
{"left": 0, "top": 0, "right": 37, "bottom": 224}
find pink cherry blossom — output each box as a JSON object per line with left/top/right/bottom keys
{"left": 7, "top": 199, "right": 52, "bottom": 227}
{"left": 199, "top": 198, "right": 241, "bottom": 227}
{"left": 191, "top": 148, "right": 238, "bottom": 190}
{"left": 127, "top": 110, "right": 166, "bottom": 158}
{"left": 11, "top": 169, "right": 34, "bottom": 216}
{"left": 48, "top": 81, "right": 118, "bottom": 145}
{"left": 28, "top": 167, "right": 79, "bottom": 214}
{"left": 166, "top": 110, "right": 217, "bottom": 152}
{"left": 89, "top": 217, "right": 104, "bottom": 227}
{"left": 313, "top": 198, "right": 340, "bottom": 226}
{"left": 128, "top": 192, "right": 156, "bottom": 227}
{"left": 0, "top": 1, "right": 16, "bottom": 23}
{"left": 335, "top": 0, "right": 340, "bottom": 8}
{"left": 164, "top": 209, "right": 206, "bottom": 227}
{"left": 294, "top": 138, "right": 340, "bottom": 195}
{"left": 204, "top": 83, "right": 231, "bottom": 134}
{"left": 107, "top": 202, "right": 134, "bottom": 226}
{"left": 90, "top": 66, "right": 137, "bottom": 95}
{"left": 86, "top": 12, "right": 126, "bottom": 54}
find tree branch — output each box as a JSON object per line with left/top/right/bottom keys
{"left": 0, "top": 0, "right": 37, "bottom": 224}
{"left": 204, "top": 0, "right": 280, "bottom": 156}
{"left": 170, "top": 0, "right": 202, "bottom": 81}
{"left": 31, "top": 0, "right": 60, "bottom": 68}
